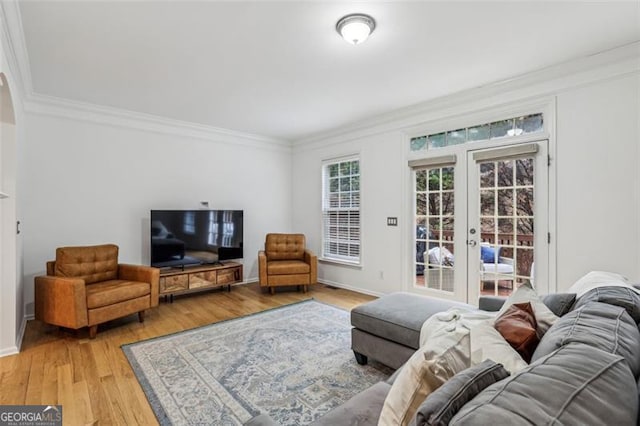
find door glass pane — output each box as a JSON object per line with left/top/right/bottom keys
{"left": 479, "top": 162, "right": 495, "bottom": 187}
{"left": 479, "top": 156, "right": 534, "bottom": 297}
{"left": 415, "top": 166, "right": 455, "bottom": 292}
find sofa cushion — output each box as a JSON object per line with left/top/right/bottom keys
{"left": 309, "top": 381, "right": 391, "bottom": 426}
{"left": 531, "top": 301, "right": 640, "bottom": 377}
{"left": 450, "top": 344, "right": 638, "bottom": 426}
{"left": 493, "top": 302, "right": 539, "bottom": 363}
{"left": 266, "top": 260, "right": 310, "bottom": 275}
{"left": 55, "top": 244, "right": 119, "bottom": 284}
{"left": 86, "top": 280, "right": 151, "bottom": 309}
{"left": 540, "top": 293, "right": 576, "bottom": 317}
{"left": 265, "top": 233, "right": 305, "bottom": 261}
{"left": 414, "top": 360, "right": 509, "bottom": 426}
{"left": 351, "top": 293, "right": 473, "bottom": 349}
{"left": 478, "top": 293, "right": 576, "bottom": 317}
{"left": 572, "top": 286, "right": 640, "bottom": 324}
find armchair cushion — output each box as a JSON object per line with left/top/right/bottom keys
{"left": 86, "top": 280, "right": 151, "bottom": 309}
{"left": 55, "top": 244, "right": 118, "bottom": 284}
{"left": 267, "top": 260, "right": 310, "bottom": 275}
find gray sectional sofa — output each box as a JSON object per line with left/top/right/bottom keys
{"left": 311, "top": 286, "right": 640, "bottom": 425}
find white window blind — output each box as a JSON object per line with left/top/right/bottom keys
{"left": 322, "top": 157, "right": 360, "bottom": 263}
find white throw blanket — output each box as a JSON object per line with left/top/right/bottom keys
{"left": 419, "top": 308, "right": 527, "bottom": 374}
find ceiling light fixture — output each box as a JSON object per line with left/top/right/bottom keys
{"left": 336, "top": 13, "right": 375, "bottom": 45}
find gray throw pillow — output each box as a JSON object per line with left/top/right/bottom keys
{"left": 541, "top": 293, "right": 576, "bottom": 317}
{"left": 414, "top": 360, "right": 509, "bottom": 426}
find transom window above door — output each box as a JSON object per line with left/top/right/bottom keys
{"left": 410, "top": 113, "right": 543, "bottom": 152}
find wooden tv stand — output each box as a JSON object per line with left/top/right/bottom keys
{"left": 159, "top": 261, "right": 243, "bottom": 302}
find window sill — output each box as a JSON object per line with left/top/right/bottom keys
{"left": 319, "top": 258, "right": 363, "bottom": 269}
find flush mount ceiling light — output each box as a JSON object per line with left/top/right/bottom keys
{"left": 336, "top": 13, "right": 376, "bottom": 45}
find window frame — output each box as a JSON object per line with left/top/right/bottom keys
{"left": 321, "top": 155, "right": 361, "bottom": 265}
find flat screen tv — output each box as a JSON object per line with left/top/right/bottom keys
{"left": 150, "top": 210, "right": 243, "bottom": 268}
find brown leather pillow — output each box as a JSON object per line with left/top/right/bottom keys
{"left": 494, "top": 302, "right": 539, "bottom": 363}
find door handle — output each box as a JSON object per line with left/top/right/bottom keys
{"left": 467, "top": 240, "right": 477, "bottom": 247}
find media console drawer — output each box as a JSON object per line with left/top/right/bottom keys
{"left": 217, "top": 268, "right": 238, "bottom": 284}
{"left": 160, "top": 274, "right": 189, "bottom": 293}
{"left": 190, "top": 270, "right": 217, "bottom": 288}
{"left": 159, "top": 262, "right": 243, "bottom": 301}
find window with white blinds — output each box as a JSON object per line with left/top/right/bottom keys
{"left": 322, "top": 157, "right": 360, "bottom": 263}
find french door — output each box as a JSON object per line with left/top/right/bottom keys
{"left": 413, "top": 140, "right": 549, "bottom": 304}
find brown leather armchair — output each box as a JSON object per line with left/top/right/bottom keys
{"left": 34, "top": 244, "right": 160, "bottom": 338}
{"left": 258, "top": 233, "right": 317, "bottom": 294}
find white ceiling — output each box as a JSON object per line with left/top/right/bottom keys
{"left": 18, "top": 1, "right": 640, "bottom": 141}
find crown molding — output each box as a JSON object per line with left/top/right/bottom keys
{"left": 24, "top": 93, "right": 292, "bottom": 152}
{"left": 294, "top": 41, "right": 640, "bottom": 152}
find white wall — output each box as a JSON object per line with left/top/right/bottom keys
{"left": 292, "top": 60, "right": 640, "bottom": 297}
{"left": 292, "top": 131, "right": 405, "bottom": 296}
{"left": 556, "top": 74, "right": 639, "bottom": 287}
{"left": 21, "top": 113, "right": 292, "bottom": 315}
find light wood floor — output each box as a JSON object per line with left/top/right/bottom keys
{"left": 0, "top": 283, "right": 376, "bottom": 425}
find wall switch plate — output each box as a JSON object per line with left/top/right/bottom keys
{"left": 387, "top": 217, "right": 398, "bottom": 226}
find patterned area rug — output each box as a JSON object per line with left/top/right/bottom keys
{"left": 122, "top": 300, "right": 391, "bottom": 425}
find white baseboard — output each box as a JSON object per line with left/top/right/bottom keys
{"left": 0, "top": 314, "right": 31, "bottom": 358}
{"left": 15, "top": 315, "right": 28, "bottom": 352}
{"left": 230, "top": 278, "right": 257, "bottom": 287}
{"left": 318, "top": 279, "right": 384, "bottom": 298}
{"left": 0, "top": 345, "right": 19, "bottom": 358}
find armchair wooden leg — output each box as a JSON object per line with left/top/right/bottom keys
{"left": 270, "top": 286, "right": 275, "bottom": 295}
{"left": 89, "top": 325, "right": 98, "bottom": 339}
{"left": 138, "top": 310, "right": 145, "bottom": 323}
{"left": 304, "top": 285, "right": 308, "bottom": 293}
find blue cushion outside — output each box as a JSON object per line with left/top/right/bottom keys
{"left": 481, "top": 246, "right": 500, "bottom": 263}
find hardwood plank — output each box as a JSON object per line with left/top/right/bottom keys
{"left": 57, "top": 363, "right": 79, "bottom": 425}
{"left": 78, "top": 342, "right": 115, "bottom": 425}
{"left": 0, "top": 350, "right": 31, "bottom": 404}
{"left": 72, "top": 380, "right": 96, "bottom": 426}
{"left": 24, "top": 351, "right": 44, "bottom": 404}
{"left": 0, "top": 282, "right": 375, "bottom": 425}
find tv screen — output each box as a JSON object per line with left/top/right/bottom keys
{"left": 150, "top": 210, "right": 243, "bottom": 268}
